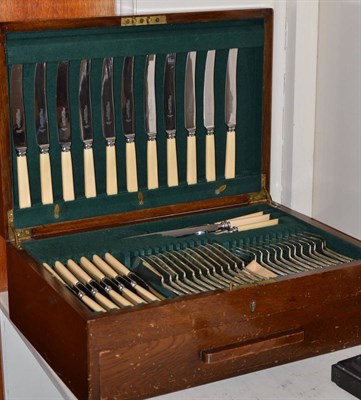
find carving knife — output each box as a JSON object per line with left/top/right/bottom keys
{"left": 121, "top": 56, "right": 138, "bottom": 192}
{"left": 184, "top": 51, "right": 197, "bottom": 185}
{"left": 224, "top": 48, "right": 238, "bottom": 179}
{"left": 203, "top": 50, "right": 216, "bottom": 182}
{"left": 144, "top": 54, "right": 159, "bottom": 189}
{"left": 56, "top": 61, "right": 75, "bottom": 201}
{"left": 101, "top": 57, "right": 118, "bottom": 195}
{"left": 79, "top": 59, "right": 96, "bottom": 198}
{"left": 34, "top": 62, "right": 54, "bottom": 205}
{"left": 10, "top": 64, "right": 31, "bottom": 208}
{"left": 163, "top": 53, "right": 178, "bottom": 187}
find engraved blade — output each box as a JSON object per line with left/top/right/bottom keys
{"left": 56, "top": 61, "right": 71, "bottom": 149}
{"left": 163, "top": 53, "right": 176, "bottom": 135}
{"left": 34, "top": 62, "right": 50, "bottom": 148}
{"left": 121, "top": 56, "right": 135, "bottom": 137}
{"left": 225, "top": 48, "right": 238, "bottom": 129}
{"left": 101, "top": 57, "right": 116, "bottom": 142}
{"left": 144, "top": 54, "right": 157, "bottom": 136}
{"left": 184, "top": 51, "right": 196, "bottom": 132}
{"left": 10, "top": 64, "right": 27, "bottom": 153}
{"left": 79, "top": 59, "right": 93, "bottom": 144}
{"left": 203, "top": 50, "right": 215, "bottom": 130}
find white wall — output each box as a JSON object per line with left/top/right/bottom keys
{"left": 313, "top": 0, "right": 361, "bottom": 239}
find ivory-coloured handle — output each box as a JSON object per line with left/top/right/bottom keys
{"left": 166, "top": 137, "right": 178, "bottom": 187}
{"left": 205, "top": 134, "right": 216, "bottom": 182}
{"left": 231, "top": 214, "right": 270, "bottom": 228}
{"left": 84, "top": 147, "right": 96, "bottom": 198}
{"left": 40, "top": 152, "right": 53, "bottom": 205}
{"left": 106, "top": 145, "right": 118, "bottom": 195}
{"left": 224, "top": 130, "right": 236, "bottom": 179}
{"left": 126, "top": 141, "right": 138, "bottom": 192}
{"left": 42, "top": 263, "right": 66, "bottom": 284}
{"left": 147, "top": 139, "right": 159, "bottom": 190}
{"left": 104, "top": 253, "right": 130, "bottom": 276}
{"left": 245, "top": 259, "right": 277, "bottom": 279}
{"left": 94, "top": 292, "right": 119, "bottom": 311}
{"left": 80, "top": 257, "right": 105, "bottom": 281}
{"left": 134, "top": 285, "right": 160, "bottom": 303}
{"left": 108, "top": 290, "right": 133, "bottom": 308}
{"left": 216, "top": 211, "right": 264, "bottom": 224}
{"left": 17, "top": 155, "right": 31, "bottom": 208}
{"left": 61, "top": 151, "right": 75, "bottom": 201}
{"left": 67, "top": 259, "right": 92, "bottom": 284}
{"left": 54, "top": 261, "right": 78, "bottom": 286}
{"left": 122, "top": 287, "right": 146, "bottom": 305}
{"left": 81, "top": 296, "right": 106, "bottom": 313}
{"left": 92, "top": 255, "right": 118, "bottom": 279}
{"left": 187, "top": 135, "right": 197, "bottom": 185}
{"left": 236, "top": 218, "right": 279, "bottom": 232}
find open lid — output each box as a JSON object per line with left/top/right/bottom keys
{"left": 0, "top": 9, "right": 273, "bottom": 241}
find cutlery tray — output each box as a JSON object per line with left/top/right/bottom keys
{"left": 1, "top": 9, "right": 361, "bottom": 400}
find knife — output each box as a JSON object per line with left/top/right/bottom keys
{"left": 121, "top": 56, "right": 138, "bottom": 193}
{"left": 163, "top": 53, "right": 178, "bottom": 187}
{"left": 144, "top": 54, "right": 159, "bottom": 190}
{"left": 34, "top": 62, "right": 54, "bottom": 205}
{"left": 56, "top": 61, "right": 75, "bottom": 201}
{"left": 79, "top": 59, "right": 96, "bottom": 198}
{"left": 184, "top": 51, "right": 197, "bottom": 185}
{"left": 101, "top": 57, "right": 118, "bottom": 195}
{"left": 224, "top": 48, "right": 238, "bottom": 179}
{"left": 10, "top": 64, "right": 31, "bottom": 208}
{"left": 203, "top": 50, "right": 216, "bottom": 182}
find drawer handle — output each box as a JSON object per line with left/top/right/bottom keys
{"left": 201, "top": 329, "right": 304, "bottom": 364}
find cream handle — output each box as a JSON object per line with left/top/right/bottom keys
{"left": 166, "top": 137, "right": 178, "bottom": 187}
{"left": 245, "top": 259, "right": 277, "bottom": 279}
{"left": 81, "top": 296, "right": 106, "bottom": 313}
{"left": 186, "top": 135, "right": 197, "bottom": 185}
{"left": 231, "top": 214, "right": 270, "bottom": 228}
{"left": 54, "top": 261, "right": 78, "bottom": 286}
{"left": 104, "top": 253, "right": 130, "bottom": 276}
{"left": 106, "top": 145, "right": 118, "bottom": 195}
{"left": 147, "top": 139, "right": 159, "bottom": 190}
{"left": 42, "top": 263, "right": 66, "bottom": 284}
{"left": 80, "top": 257, "right": 105, "bottom": 281}
{"left": 108, "top": 290, "right": 133, "bottom": 308}
{"left": 84, "top": 147, "right": 96, "bottom": 198}
{"left": 40, "top": 152, "right": 53, "bottom": 205}
{"left": 205, "top": 134, "right": 216, "bottom": 182}
{"left": 236, "top": 218, "right": 279, "bottom": 232}
{"left": 94, "top": 292, "right": 119, "bottom": 311}
{"left": 92, "top": 255, "right": 118, "bottom": 279}
{"left": 126, "top": 141, "right": 138, "bottom": 192}
{"left": 134, "top": 285, "right": 160, "bottom": 303}
{"left": 122, "top": 287, "right": 146, "bottom": 305}
{"left": 216, "top": 211, "right": 264, "bottom": 224}
{"left": 224, "top": 130, "right": 236, "bottom": 179}
{"left": 67, "top": 259, "right": 92, "bottom": 284}
{"left": 61, "top": 151, "right": 75, "bottom": 201}
{"left": 17, "top": 155, "right": 31, "bottom": 208}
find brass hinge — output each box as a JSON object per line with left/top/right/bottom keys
{"left": 7, "top": 210, "right": 32, "bottom": 249}
{"left": 248, "top": 174, "right": 272, "bottom": 205}
{"left": 121, "top": 15, "right": 167, "bottom": 27}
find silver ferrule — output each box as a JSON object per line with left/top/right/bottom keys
{"left": 90, "top": 287, "right": 98, "bottom": 296}
{"left": 83, "top": 142, "right": 93, "bottom": 150}
{"left": 187, "top": 129, "right": 196, "bottom": 137}
{"left": 16, "top": 149, "right": 27, "bottom": 157}
{"left": 106, "top": 139, "right": 116, "bottom": 147}
{"left": 125, "top": 134, "right": 135, "bottom": 144}
{"left": 103, "top": 284, "right": 111, "bottom": 294}
{"left": 166, "top": 131, "right": 176, "bottom": 140}
{"left": 147, "top": 133, "right": 157, "bottom": 141}
{"left": 206, "top": 127, "right": 215, "bottom": 135}
{"left": 227, "top": 125, "right": 236, "bottom": 132}
{"left": 218, "top": 221, "right": 232, "bottom": 231}
{"left": 77, "top": 290, "right": 85, "bottom": 299}
{"left": 39, "top": 146, "right": 50, "bottom": 154}
{"left": 61, "top": 144, "right": 71, "bottom": 152}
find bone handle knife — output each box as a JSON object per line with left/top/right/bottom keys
{"left": 40, "top": 152, "right": 54, "bottom": 204}
{"left": 84, "top": 147, "right": 96, "bottom": 198}
{"left": 17, "top": 156, "right": 31, "bottom": 208}
{"left": 224, "top": 130, "right": 236, "bottom": 179}
{"left": 205, "top": 134, "right": 216, "bottom": 182}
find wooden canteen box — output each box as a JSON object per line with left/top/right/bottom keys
{"left": 0, "top": 8, "right": 360, "bottom": 400}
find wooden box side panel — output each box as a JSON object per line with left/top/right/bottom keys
{"left": 7, "top": 244, "right": 90, "bottom": 399}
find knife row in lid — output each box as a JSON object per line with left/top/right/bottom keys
{"left": 10, "top": 49, "right": 239, "bottom": 209}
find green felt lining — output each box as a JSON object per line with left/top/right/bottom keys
{"left": 7, "top": 18, "right": 264, "bottom": 229}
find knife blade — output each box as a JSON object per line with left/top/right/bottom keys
{"left": 144, "top": 54, "right": 159, "bottom": 190}
{"left": 10, "top": 64, "right": 31, "bottom": 208}
{"left": 56, "top": 61, "right": 75, "bottom": 201}
{"left": 34, "top": 62, "right": 53, "bottom": 205}
{"left": 203, "top": 50, "right": 216, "bottom": 182}
{"left": 224, "top": 48, "right": 238, "bottom": 179}
{"left": 184, "top": 51, "right": 197, "bottom": 185}
{"left": 121, "top": 56, "right": 138, "bottom": 193}
{"left": 101, "top": 57, "right": 118, "bottom": 195}
{"left": 163, "top": 53, "right": 178, "bottom": 187}
{"left": 79, "top": 59, "right": 96, "bottom": 198}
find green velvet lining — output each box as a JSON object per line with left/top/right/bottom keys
{"left": 7, "top": 18, "right": 264, "bottom": 229}
{"left": 23, "top": 204, "right": 361, "bottom": 299}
